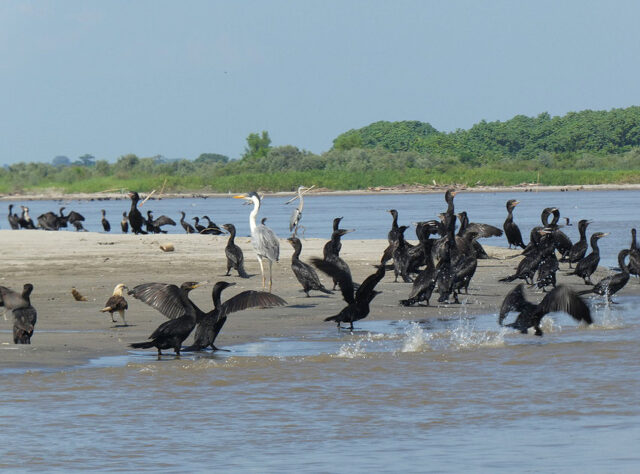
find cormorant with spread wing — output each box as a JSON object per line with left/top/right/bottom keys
{"left": 312, "top": 258, "right": 385, "bottom": 330}
{"left": 499, "top": 284, "right": 592, "bottom": 336}
{"left": 578, "top": 249, "right": 630, "bottom": 303}
{"left": 129, "top": 281, "right": 203, "bottom": 355}
{"left": 185, "top": 281, "right": 287, "bottom": 351}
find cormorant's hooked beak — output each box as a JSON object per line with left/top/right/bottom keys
{"left": 191, "top": 281, "right": 208, "bottom": 289}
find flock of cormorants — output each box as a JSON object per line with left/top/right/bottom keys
{"left": 2, "top": 188, "right": 638, "bottom": 355}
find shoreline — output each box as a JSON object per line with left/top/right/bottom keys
{"left": 2, "top": 183, "right": 640, "bottom": 201}
{"left": 0, "top": 230, "right": 635, "bottom": 372}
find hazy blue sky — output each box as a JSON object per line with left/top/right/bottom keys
{"left": 1, "top": 0, "right": 639, "bottom": 165}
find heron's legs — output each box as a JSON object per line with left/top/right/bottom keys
{"left": 267, "top": 259, "right": 273, "bottom": 292}
{"left": 257, "top": 256, "right": 266, "bottom": 289}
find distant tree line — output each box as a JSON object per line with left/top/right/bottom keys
{"left": 1, "top": 106, "right": 640, "bottom": 193}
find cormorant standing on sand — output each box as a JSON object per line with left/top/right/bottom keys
{"left": 101, "top": 209, "right": 111, "bottom": 232}
{"left": 127, "top": 192, "right": 147, "bottom": 235}
{"left": 566, "top": 232, "right": 608, "bottom": 285}
{"left": 503, "top": 200, "right": 526, "bottom": 249}
{"left": 564, "top": 220, "right": 591, "bottom": 267}
{"left": 287, "top": 236, "right": 332, "bottom": 296}
{"left": 222, "top": 223, "right": 249, "bottom": 278}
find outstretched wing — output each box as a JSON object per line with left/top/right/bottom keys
{"left": 466, "top": 222, "right": 503, "bottom": 238}
{"left": 128, "top": 283, "right": 192, "bottom": 319}
{"left": 355, "top": 265, "right": 385, "bottom": 301}
{"left": 154, "top": 215, "right": 176, "bottom": 227}
{"left": 499, "top": 284, "right": 528, "bottom": 326}
{"left": 0, "top": 286, "right": 28, "bottom": 310}
{"left": 311, "top": 257, "right": 355, "bottom": 304}
{"left": 539, "top": 285, "right": 592, "bottom": 324}
{"left": 219, "top": 291, "right": 287, "bottom": 317}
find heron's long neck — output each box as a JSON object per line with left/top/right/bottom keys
{"left": 249, "top": 201, "right": 260, "bottom": 233}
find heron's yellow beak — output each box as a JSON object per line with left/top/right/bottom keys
{"left": 233, "top": 195, "right": 247, "bottom": 199}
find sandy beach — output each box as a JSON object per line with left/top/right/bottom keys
{"left": 3, "top": 182, "right": 640, "bottom": 202}
{"left": 0, "top": 229, "right": 633, "bottom": 370}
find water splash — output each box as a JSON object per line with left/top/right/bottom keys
{"left": 399, "top": 322, "right": 433, "bottom": 353}
{"left": 335, "top": 338, "right": 367, "bottom": 358}
{"left": 446, "top": 316, "right": 505, "bottom": 350}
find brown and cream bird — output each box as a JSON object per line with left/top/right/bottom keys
{"left": 100, "top": 284, "right": 129, "bottom": 325}
{"left": 71, "top": 287, "right": 88, "bottom": 301}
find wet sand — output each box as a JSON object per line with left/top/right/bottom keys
{"left": 0, "top": 230, "right": 634, "bottom": 370}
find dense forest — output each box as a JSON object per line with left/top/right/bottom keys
{"left": 2, "top": 107, "right": 640, "bottom": 193}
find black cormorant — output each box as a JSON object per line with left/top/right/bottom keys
{"left": 18, "top": 206, "right": 36, "bottom": 229}
{"left": 503, "top": 199, "right": 526, "bottom": 249}
{"left": 566, "top": 232, "right": 608, "bottom": 284}
{"left": 7, "top": 204, "right": 20, "bottom": 229}
{"left": 180, "top": 211, "right": 195, "bottom": 233}
{"left": 201, "top": 216, "right": 225, "bottom": 235}
{"left": 127, "top": 192, "right": 147, "bottom": 234}
{"left": 192, "top": 216, "right": 206, "bottom": 233}
{"left": 564, "top": 219, "right": 591, "bottom": 267}
{"left": 222, "top": 223, "right": 249, "bottom": 278}
{"left": 128, "top": 281, "right": 202, "bottom": 355}
{"left": 287, "top": 237, "right": 332, "bottom": 296}
{"left": 101, "top": 209, "right": 111, "bottom": 232}
{"left": 185, "top": 282, "right": 287, "bottom": 351}
{"left": 312, "top": 258, "right": 385, "bottom": 330}
{"left": 499, "top": 284, "right": 592, "bottom": 336}
{"left": 0, "top": 284, "right": 37, "bottom": 344}
{"left": 578, "top": 249, "right": 630, "bottom": 302}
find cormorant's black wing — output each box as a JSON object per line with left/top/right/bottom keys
{"left": 538, "top": 285, "right": 592, "bottom": 324}
{"left": 0, "top": 286, "right": 28, "bottom": 310}
{"left": 153, "top": 215, "right": 176, "bottom": 227}
{"left": 499, "top": 284, "right": 529, "bottom": 326}
{"left": 128, "top": 283, "right": 193, "bottom": 319}
{"left": 310, "top": 258, "right": 355, "bottom": 304}
{"left": 355, "top": 265, "right": 386, "bottom": 302}
{"left": 219, "top": 290, "right": 287, "bottom": 317}
{"left": 466, "top": 222, "right": 503, "bottom": 238}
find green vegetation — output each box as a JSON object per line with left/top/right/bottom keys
{"left": 2, "top": 107, "right": 640, "bottom": 194}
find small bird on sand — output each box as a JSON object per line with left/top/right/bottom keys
{"left": 100, "top": 284, "right": 129, "bottom": 325}
{"left": 71, "top": 287, "right": 88, "bottom": 301}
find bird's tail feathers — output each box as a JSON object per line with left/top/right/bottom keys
{"left": 499, "top": 275, "right": 517, "bottom": 282}
{"left": 130, "top": 341, "right": 156, "bottom": 349}
{"left": 324, "top": 314, "right": 340, "bottom": 322}
{"left": 100, "top": 307, "right": 112, "bottom": 312}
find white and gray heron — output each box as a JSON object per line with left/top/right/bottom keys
{"left": 234, "top": 192, "right": 280, "bottom": 292}
{"left": 285, "top": 185, "right": 315, "bottom": 236}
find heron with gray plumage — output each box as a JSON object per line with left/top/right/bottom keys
{"left": 285, "top": 185, "right": 315, "bottom": 236}
{"left": 234, "top": 192, "right": 280, "bottom": 292}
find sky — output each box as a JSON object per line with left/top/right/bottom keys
{"left": 1, "top": 0, "right": 639, "bottom": 165}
